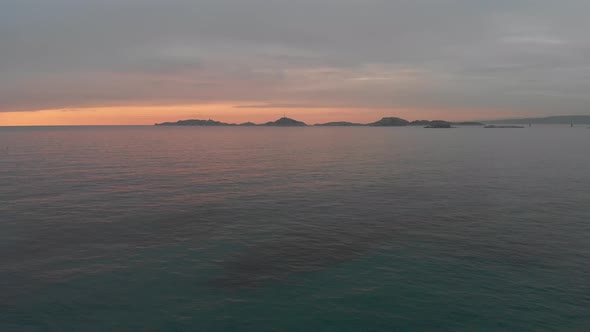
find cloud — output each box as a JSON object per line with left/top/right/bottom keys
{"left": 234, "top": 104, "right": 334, "bottom": 109}
{"left": 1, "top": 0, "right": 590, "bottom": 119}
{"left": 501, "top": 36, "right": 567, "bottom": 46}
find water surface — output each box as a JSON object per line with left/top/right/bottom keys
{"left": 1, "top": 126, "right": 589, "bottom": 331}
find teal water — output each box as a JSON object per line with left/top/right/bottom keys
{"left": 1, "top": 126, "right": 589, "bottom": 331}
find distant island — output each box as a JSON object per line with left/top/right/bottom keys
{"left": 155, "top": 117, "right": 304, "bottom": 127}
{"left": 155, "top": 115, "right": 588, "bottom": 127}
{"left": 409, "top": 120, "right": 431, "bottom": 126}
{"left": 156, "top": 117, "right": 424, "bottom": 127}
{"left": 424, "top": 121, "right": 453, "bottom": 128}
{"left": 155, "top": 119, "right": 233, "bottom": 126}
{"left": 454, "top": 122, "right": 485, "bottom": 126}
{"left": 368, "top": 117, "right": 410, "bottom": 126}
{"left": 262, "top": 117, "right": 307, "bottom": 126}
{"left": 314, "top": 121, "right": 364, "bottom": 126}
{"left": 155, "top": 117, "right": 480, "bottom": 128}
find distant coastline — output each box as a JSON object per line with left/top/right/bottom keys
{"left": 155, "top": 115, "right": 590, "bottom": 127}
{"left": 155, "top": 117, "right": 485, "bottom": 127}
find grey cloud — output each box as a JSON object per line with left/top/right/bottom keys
{"left": 234, "top": 104, "right": 334, "bottom": 109}
{"left": 1, "top": 0, "right": 590, "bottom": 117}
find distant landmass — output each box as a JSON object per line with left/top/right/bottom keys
{"left": 156, "top": 117, "right": 474, "bottom": 128}
{"left": 368, "top": 117, "right": 410, "bottom": 126}
{"left": 424, "top": 120, "right": 452, "bottom": 128}
{"left": 453, "top": 122, "right": 485, "bottom": 126}
{"left": 155, "top": 119, "right": 234, "bottom": 126}
{"left": 409, "top": 120, "right": 431, "bottom": 126}
{"left": 487, "top": 115, "right": 590, "bottom": 124}
{"left": 262, "top": 117, "right": 307, "bottom": 126}
{"left": 155, "top": 115, "right": 589, "bottom": 128}
{"left": 314, "top": 121, "right": 365, "bottom": 126}
{"left": 155, "top": 117, "right": 308, "bottom": 127}
{"left": 157, "top": 117, "right": 418, "bottom": 127}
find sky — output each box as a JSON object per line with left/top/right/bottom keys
{"left": 1, "top": 0, "right": 590, "bottom": 125}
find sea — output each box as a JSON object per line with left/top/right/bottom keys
{"left": 1, "top": 125, "right": 589, "bottom": 331}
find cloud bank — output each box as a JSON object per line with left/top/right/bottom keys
{"left": 2, "top": 0, "right": 590, "bottom": 121}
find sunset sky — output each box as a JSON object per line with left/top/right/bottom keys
{"left": 2, "top": 0, "right": 590, "bottom": 125}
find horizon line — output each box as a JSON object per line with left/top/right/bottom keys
{"left": 2, "top": 114, "right": 589, "bottom": 127}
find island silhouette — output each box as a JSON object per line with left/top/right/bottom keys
{"left": 155, "top": 117, "right": 485, "bottom": 127}
{"left": 155, "top": 115, "right": 590, "bottom": 127}
{"left": 262, "top": 117, "right": 307, "bottom": 126}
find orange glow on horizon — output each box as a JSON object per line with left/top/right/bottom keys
{"left": 0, "top": 103, "right": 514, "bottom": 126}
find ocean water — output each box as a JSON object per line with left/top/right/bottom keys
{"left": 1, "top": 125, "right": 589, "bottom": 331}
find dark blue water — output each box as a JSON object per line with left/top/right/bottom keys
{"left": 1, "top": 126, "right": 589, "bottom": 331}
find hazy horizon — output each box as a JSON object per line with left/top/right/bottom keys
{"left": 3, "top": 114, "right": 590, "bottom": 127}
{"left": 2, "top": 0, "right": 590, "bottom": 125}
